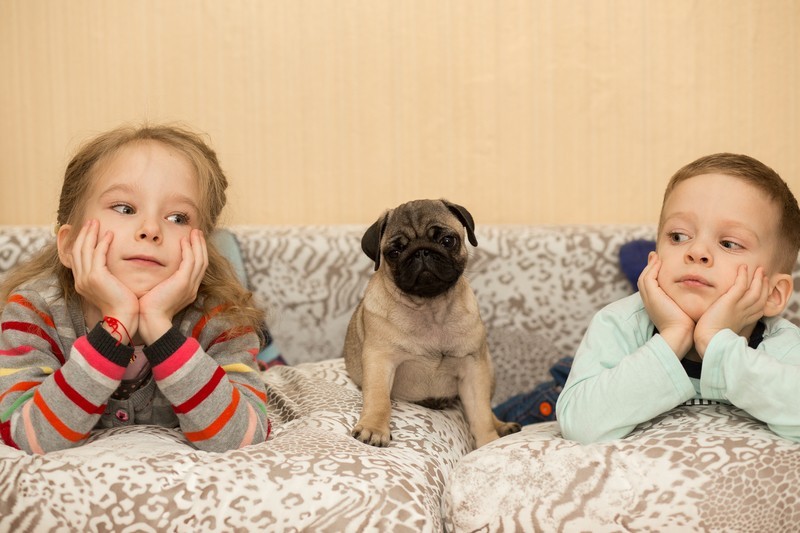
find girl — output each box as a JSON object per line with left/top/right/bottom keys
{"left": 0, "top": 124, "right": 271, "bottom": 454}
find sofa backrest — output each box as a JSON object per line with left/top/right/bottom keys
{"left": 233, "top": 224, "right": 662, "bottom": 365}
{"left": 4, "top": 225, "right": 800, "bottom": 372}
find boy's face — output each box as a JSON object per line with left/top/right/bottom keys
{"left": 656, "top": 173, "right": 782, "bottom": 322}
{"left": 72, "top": 140, "right": 201, "bottom": 298}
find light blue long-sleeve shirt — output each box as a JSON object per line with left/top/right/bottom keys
{"left": 556, "top": 292, "right": 800, "bottom": 444}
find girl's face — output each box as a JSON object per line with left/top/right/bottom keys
{"left": 71, "top": 140, "right": 202, "bottom": 298}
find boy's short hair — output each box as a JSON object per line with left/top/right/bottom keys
{"left": 660, "top": 153, "right": 800, "bottom": 274}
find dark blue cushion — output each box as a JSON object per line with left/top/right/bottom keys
{"left": 619, "top": 239, "right": 656, "bottom": 291}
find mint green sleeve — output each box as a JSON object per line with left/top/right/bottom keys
{"left": 556, "top": 295, "right": 696, "bottom": 444}
{"left": 701, "top": 322, "right": 800, "bottom": 442}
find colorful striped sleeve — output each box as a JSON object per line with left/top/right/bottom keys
{"left": 0, "top": 291, "right": 132, "bottom": 454}
{"left": 145, "top": 313, "right": 270, "bottom": 452}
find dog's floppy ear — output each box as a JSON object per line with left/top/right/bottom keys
{"left": 442, "top": 200, "right": 478, "bottom": 247}
{"left": 361, "top": 212, "right": 389, "bottom": 271}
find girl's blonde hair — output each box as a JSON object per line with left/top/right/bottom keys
{"left": 0, "top": 124, "right": 265, "bottom": 337}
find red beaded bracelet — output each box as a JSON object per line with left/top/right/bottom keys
{"left": 101, "top": 316, "right": 132, "bottom": 348}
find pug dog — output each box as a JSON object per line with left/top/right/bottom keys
{"left": 343, "top": 199, "right": 521, "bottom": 448}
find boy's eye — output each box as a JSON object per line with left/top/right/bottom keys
{"left": 721, "top": 240, "right": 743, "bottom": 250}
{"left": 167, "top": 213, "right": 190, "bottom": 225}
{"left": 112, "top": 204, "right": 135, "bottom": 215}
{"left": 667, "top": 232, "right": 689, "bottom": 243}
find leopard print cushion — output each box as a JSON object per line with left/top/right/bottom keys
{"left": 444, "top": 404, "right": 800, "bottom": 532}
{"left": 0, "top": 359, "right": 471, "bottom": 530}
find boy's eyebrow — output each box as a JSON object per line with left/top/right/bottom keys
{"left": 661, "top": 212, "right": 762, "bottom": 241}
{"left": 718, "top": 219, "right": 761, "bottom": 242}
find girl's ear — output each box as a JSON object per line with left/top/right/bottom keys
{"left": 56, "top": 224, "right": 74, "bottom": 269}
{"left": 763, "top": 273, "right": 793, "bottom": 317}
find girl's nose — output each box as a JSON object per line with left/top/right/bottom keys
{"left": 136, "top": 221, "right": 162, "bottom": 243}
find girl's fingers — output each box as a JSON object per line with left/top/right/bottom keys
{"left": 70, "top": 220, "right": 90, "bottom": 273}
{"left": 80, "top": 220, "right": 99, "bottom": 268}
{"left": 193, "top": 230, "right": 208, "bottom": 283}
{"left": 92, "top": 230, "right": 113, "bottom": 271}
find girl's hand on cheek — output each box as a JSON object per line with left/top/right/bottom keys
{"left": 695, "top": 265, "right": 769, "bottom": 356}
{"left": 70, "top": 220, "right": 139, "bottom": 332}
{"left": 138, "top": 229, "right": 208, "bottom": 344}
{"left": 638, "top": 252, "right": 694, "bottom": 358}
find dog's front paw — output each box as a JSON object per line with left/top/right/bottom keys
{"left": 351, "top": 424, "right": 391, "bottom": 447}
{"left": 497, "top": 420, "right": 522, "bottom": 437}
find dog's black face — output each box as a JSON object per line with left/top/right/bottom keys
{"left": 383, "top": 223, "right": 466, "bottom": 298}
{"left": 361, "top": 199, "right": 478, "bottom": 298}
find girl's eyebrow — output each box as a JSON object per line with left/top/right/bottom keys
{"left": 167, "top": 192, "right": 201, "bottom": 213}
{"left": 97, "top": 183, "right": 135, "bottom": 199}
{"left": 98, "top": 184, "right": 200, "bottom": 213}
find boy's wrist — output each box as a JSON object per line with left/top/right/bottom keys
{"left": 658, "top": 326, "right": 694, "bottom": 359}
{"left": 693, "top": 328, "right": 720, "bottom": 358}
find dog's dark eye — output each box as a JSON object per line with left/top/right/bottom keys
{"left": 440, "top": 236, "right": 457, "bottom": 249}
{"left": 387, "top": 249, "right": 401, "bottom": 260}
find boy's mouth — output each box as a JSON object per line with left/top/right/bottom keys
{"left": 678, "top": 275, "right": 712, "bottom": 287}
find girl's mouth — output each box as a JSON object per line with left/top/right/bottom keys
{"left": 126, "top": 256, "right": 164, "bottom": 266}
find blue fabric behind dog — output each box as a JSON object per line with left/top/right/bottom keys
{"left": 492, "top": 357, "right": 573, "bottom": 425}
{"left": 493, "top": 239, "right": 656, "bottom": 426}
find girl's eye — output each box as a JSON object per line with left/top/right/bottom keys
{"left": 721, "top": 240, "right": 743, "bottom": 250}
{"left": 112, "top": 204, "right": 135, "bottom": 215}
{"left": 167, "top": 213, "right": 190, "bottom": 225}
{"left": 667, "top": 232, "right": 689, "bottom": 243}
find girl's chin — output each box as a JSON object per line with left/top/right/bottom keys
{"left": 125, "top": 282, "right": 158, "bottom": 299}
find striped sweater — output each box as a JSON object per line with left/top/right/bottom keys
{"left": 0, "top": 275, "right": 271, "bottom": 454}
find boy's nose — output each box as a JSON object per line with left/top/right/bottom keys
{"left": 685, "top": 244, "right": 711, "bottom": 265}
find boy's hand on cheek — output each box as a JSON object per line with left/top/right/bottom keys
{"left": 638, "top": 252, "right": 695, "bottom": 358}
{"left": 138, "top": 229, "right": 208, "bottom": 345}
{"left": 694, "top": 265, "right": 769, "bottom": 356}
{"left": 70, "top": 220, "right": 139, "bottom": 333}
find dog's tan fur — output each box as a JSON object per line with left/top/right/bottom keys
{"left": 343, "top": 199, "right": 520, "bottom": 448}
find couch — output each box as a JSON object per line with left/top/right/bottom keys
{"left": 1, "top": 224, "right": 798, "bottom": 532}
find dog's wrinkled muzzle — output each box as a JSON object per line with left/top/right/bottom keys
{"left": 394, "top": 248, "right": 461, "bottom": 297}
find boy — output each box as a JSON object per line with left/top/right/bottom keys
{"left": 556, "top": 153, "right": 800, "bottom": 444}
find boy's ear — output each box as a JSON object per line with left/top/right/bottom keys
{"left": 763, "top": 273, "right": 793, "bottom": 317}
{"left": 56, "top": 224, "right": 74, "bottom": 269}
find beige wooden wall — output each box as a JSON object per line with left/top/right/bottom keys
{"left": 1, "top": 0, "right": 798, "bottom": 226}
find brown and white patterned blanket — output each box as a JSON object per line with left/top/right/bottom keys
{"left": 444, "top": 404, "right": 800, "bottom": 532}
{"left": 1, "top": 359, "right": 471, "bottom": 531}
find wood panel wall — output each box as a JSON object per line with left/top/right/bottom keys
{"left": 1, "top": 0, "right": 798, "bottom": 226}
